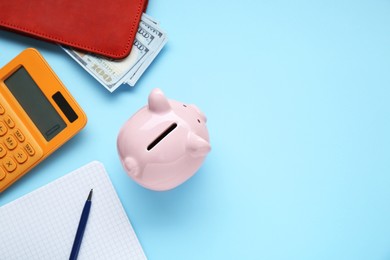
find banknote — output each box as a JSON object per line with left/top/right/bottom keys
{"left": 126, "top": 17, "right": 168, "bottom": 86}
{"left": 142, "top": 13, "right": 159, "bottom": 25}
{"left": 127, "top": 31, "right": 167, "bottom": 86}
{"left": 63, "top": 13, "right": 167, "bottom": 92}
{"left": 63, "top": 39, "right": 150, "bottom": 91}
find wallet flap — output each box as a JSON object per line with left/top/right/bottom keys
{"left": 0, "top": 0, "right": 148, "bottom": 59}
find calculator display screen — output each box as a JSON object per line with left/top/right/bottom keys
{"left": 4, "top": 66, "right": 66, "bottom": 141}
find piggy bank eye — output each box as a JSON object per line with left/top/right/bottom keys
{"left": 183, "top": 104, "right": 201, "bottom": 123}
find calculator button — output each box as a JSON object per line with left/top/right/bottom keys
{"left": 14, "top": 149, "right": 28, "bottom": 164}
{"left": 0, "top": 122, "right": 7, "bottom": 136}
{"left": 4, "top": 115, "right": 15, "bottom": 129}
{"left": 0, "top": 104, "right": 4, "bottom": 115}
{"left": 24, "top": 143, "right": 35, "bottom": 156}
{"left": 3, "top": 157, "right": 16, "bottom": 172}
{"left": 0, "top": 144, "right": 6, "bottom": 158}
{"left": 4, "top": 135, "right": 17, "bottom": 150}
{"left": 0, "top": 167, "right": 5, "bottom": 180}
{"left": 14, "top": 129, "right": 25, "bottom": 142}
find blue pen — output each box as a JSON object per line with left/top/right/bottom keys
{"left": 69, "top": 189, "right": 93, "bottom": 260}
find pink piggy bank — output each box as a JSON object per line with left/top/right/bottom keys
{"left": 117, "top": 88, "right": 211, "bottom": 191}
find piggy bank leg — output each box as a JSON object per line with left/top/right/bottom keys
{"left": 123, "top": 157, "right": 140, "bottom": 177}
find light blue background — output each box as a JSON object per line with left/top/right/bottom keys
{"left": 1, "top": 0, "right": 390, "bottom": 259}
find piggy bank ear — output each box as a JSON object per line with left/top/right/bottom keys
{"left": 148, "top": 88, "right": 171, "bottom": 114}
{"left": 123, "top": 157, "right": 140, "bottom": 177}
{"left": 187, "top": 132, "right": 211, "bottom": 157}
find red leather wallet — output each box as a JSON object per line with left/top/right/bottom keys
{"left": 0, "top": 1, "right": 148, "bottom": 59}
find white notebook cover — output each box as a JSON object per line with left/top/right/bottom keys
{"left": 0, "top": 161, "right": 147, "bottom": 259}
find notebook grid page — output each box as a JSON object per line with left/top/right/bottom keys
{"left": 0, "top": 161, "right": 146, "bottom": 260}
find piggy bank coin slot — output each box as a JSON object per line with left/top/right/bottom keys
{"left": 147, "top": 123, "right": 177, "bottom": 151}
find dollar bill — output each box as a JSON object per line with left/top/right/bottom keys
{"left": 127, "top": 31, "right": 167, "bottom": 86}
{"left": 127, "top": 17, "right": 168, "bottom": 86}
{"left": 63, "top": 39, "right": 150, "bottom": 91}
{"left": 142, "top": 13, "right": 159, "bottom": 25}
{"left": 62, "top": 13, "right": 167, "bottom": 92}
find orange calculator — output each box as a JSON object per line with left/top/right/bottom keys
{"left": 0, "top": 48, "right": 87, "bottom": 192}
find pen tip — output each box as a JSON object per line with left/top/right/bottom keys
{"left": 87, "top": 189, "right": 93, "bottom": 201}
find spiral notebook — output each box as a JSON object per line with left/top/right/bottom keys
{"left": 0, "top": 161, "right": 146, "bottom": 259}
